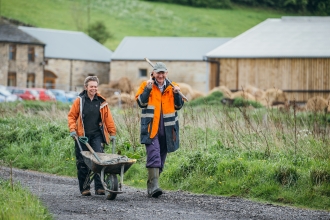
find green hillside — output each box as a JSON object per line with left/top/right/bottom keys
{"left": 2, "top": 0, "right": 294, "bottom": 50}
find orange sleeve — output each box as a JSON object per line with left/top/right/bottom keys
{"left": 67, "top": 98, "right": 80, "bottom": 132}
{"left": 135, "top": 81, "right": 147, "bottom": 100}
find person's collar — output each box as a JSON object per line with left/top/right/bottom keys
{"left": 84, "top": 91, "right": 98, "bottom": 100}
{"left": 154, "top": 79, "right": 166, "bottom": 87}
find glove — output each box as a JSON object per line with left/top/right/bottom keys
{"left": 70, "top": 131, "right": 77, "bottom": 138}
{"left": 110, "top": 136, "right": 116, "bottom": 141}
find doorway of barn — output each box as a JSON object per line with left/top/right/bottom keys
{"left": 44, "top": 70, "right": 57, "bottom": 89}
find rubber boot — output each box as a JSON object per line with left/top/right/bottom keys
{"left": 147, "top": 168, "right": 163, "bottom": 198}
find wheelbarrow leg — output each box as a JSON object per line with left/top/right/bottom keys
{"left": 83, "top": 170, "right": 95, "bottom": 190}
{"left": 119, "top": 164, "right": 124, "bottom": 191}
{"left": 100, "top": 167, "right": 107, "bottom": 190}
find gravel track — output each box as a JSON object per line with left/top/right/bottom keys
{"left": 1, "top": 166, "right": 329, "bottom": 220}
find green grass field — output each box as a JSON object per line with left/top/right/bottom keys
{"left": 2, "top": 0, "right": 294, "bottom": 50}
{"left": 0, "top": 100, "right": 329, "bottom": 211}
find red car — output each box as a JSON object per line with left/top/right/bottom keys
{"left": 11, "top": 88, "right": 39, "bottom": 101}
{"left": 30, "top": 88, "right": 56, "bottom": 101}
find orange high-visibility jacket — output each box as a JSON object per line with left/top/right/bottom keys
{"left": 135, "top": 80, "right": 184, "bottom": 152}
{"left": 68, "top": 92, "right": 116, "bottom": 145}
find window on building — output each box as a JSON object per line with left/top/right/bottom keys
{"left": 26, "top": 73, "right": 35, "bottom": 88}
{"left": 7, "top": 72, "right": 17, "bottom": 86}
{"left": 139, "top": 69, "right": 147, "bottom": 77}
{"left": 28, "top": 47, "right": 35, "bottom": 62}
{"left": 9, "top": 44, "right": 16, "bottom": 60}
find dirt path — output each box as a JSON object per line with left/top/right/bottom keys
{"left": 1, "top": 166, "right": 329, "bottom": 220}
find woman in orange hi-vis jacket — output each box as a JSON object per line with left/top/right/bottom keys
{"left": 68, "top": 76, "right": 116, "bottom": 197}
{"left": 135, "top": 62, "right": 184, "bottom": 198}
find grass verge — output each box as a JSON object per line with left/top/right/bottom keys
{"left": 0, "top": 177, "right": 52, "bottom": 220}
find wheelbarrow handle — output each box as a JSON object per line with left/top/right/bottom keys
{"left": 74, "top": 136, "right": 83, "bottom": 152}
{"left": 112, "top": 139, "right": 115, "bottom": 154}
{"left": 74, "top": 136, "right": 102, "bottom": 163}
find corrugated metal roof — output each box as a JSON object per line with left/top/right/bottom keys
{"left": 0, "top": 23, "right": 44, "bottom": 45}
{"left": 207, "top": 16, "right": 330, "bottom": 58}
{"left": 111, "top": 37, "right": 232, "bottom": 61}
{"left": 19, "top": 26, "right": 112, "bottom": 62}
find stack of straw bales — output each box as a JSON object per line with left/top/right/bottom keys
{"left": 207, "top": 86, "right": 233, "bottom": 99}
{"left": 108, "top": 93, "right": 136, "bottom": 108}
{"left": 306, "top": 96, "right": 329, "bottom": 112}
{"left": 207, "top": 85, "right": 289, "bottom": 108}
{"left": 98, "top": 77, "right": 136, "bottom": 107}
{"left": 262, "top": 88, "right": 288, "bottom": 107}
{"left": 176, "top": 82, "right": 205, "bottom": 101}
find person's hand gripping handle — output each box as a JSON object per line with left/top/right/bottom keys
{"left": 146, "top": 72, "right": 154, "bottom": 89}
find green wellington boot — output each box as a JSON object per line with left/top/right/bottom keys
{"left": 147, "top": 168, "right": 163, "bottom": 198}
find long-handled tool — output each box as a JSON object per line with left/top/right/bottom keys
{"left": 144, "top": 57, "right": 189, "bottom": 102}
{"left": 75, "top": 136, "right": 102, "bottom": 163}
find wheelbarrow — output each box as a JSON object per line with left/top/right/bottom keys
{"left": 75, "top": 136, "right": 136, "bottom": 200}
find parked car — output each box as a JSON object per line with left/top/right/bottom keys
{"left": 0, "top": 89, "right": 21, "bottom": 102}
{"left": 12, "top": 88, "right": 39, "bottom": 101}
{"left": 49, "top": 89, "right": 69, "bottom": 103}
{"left": 65, "top": 91, "right": 79, "bottom": 103}
{"left": 0, "top": 94, "right": 5, "bottom": 102}
{"left": 0, "top": 85, "right": 7, "bottom": 91}
{"left": 30, "top": 88, "right": 56, "bottom": 102}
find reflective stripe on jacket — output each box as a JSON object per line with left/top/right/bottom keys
{"left": 68, "top": 91, "right": 116, "bottom": 145}
{"left": 135, "top": 79, "right": 184, "bottom": 152}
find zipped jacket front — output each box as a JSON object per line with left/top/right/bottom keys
{"left": 68, "top": 91, "right": 116, "bottom": 145}
{"left": 135, "top": 79, "right": 184, "bottom": 152}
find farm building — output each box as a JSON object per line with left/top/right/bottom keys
{"left": 110, "top": 37, "right": 231, "bottom": 94}
{"left": 0, "top": 21, "right": 45, "bottom": 88}
{"left": 19, "top": 26, "right": 113, "bottom": 91}
{"left": 206, "top": 16, "right": 330, "bottom": 103}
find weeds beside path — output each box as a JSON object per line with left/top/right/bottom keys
{"left": 1, "top": 166, "right": 329, "bottom": 220}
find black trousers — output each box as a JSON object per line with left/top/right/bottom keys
{"left": 74, "top": 132, "right": 104, "bottom": 193}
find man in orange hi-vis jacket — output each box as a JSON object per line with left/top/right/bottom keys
{"left": 135, "top": 62, "right": 184, "bottom": 198}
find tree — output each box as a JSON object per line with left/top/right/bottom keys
{"left": 87, "top": 21, "right": 112, "bottom": 44}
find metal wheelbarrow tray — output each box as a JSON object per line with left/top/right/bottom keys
{"left": 81, "top": 151, "right": 136, "bottom": 200}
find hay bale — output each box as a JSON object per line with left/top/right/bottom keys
{"left": 261, "top": 88, "right": 288, "bottom": 107}
{"left": 177, "top": 82, "right": 194, "bottom": 101}
{"left": 98, "top": 84, "right": 116, "bottom": 98}
{"left": 109, "top": 77, "right": 134, "bottom": 94}
{"left": 191, "top": 90, "right": 205, "bottom": 100}
{"left": 231, "top": 91, "right": 256, "bottom": 101}
{"left": 306, "top": 96, "right": 328, "bottom": 112}
{"left": 208, "top": 86, "right": 232, "bottom": 99}
{"left": 118, "top": 77, "right": 134, "bottom": 93}
{"left": 244, "top": 85, "right": 265, "bottom": 100}
{"left": 107, "top": 93, "right": 136, "bottom": 108}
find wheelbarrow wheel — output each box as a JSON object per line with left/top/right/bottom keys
{"left": 105, "top": 174, "right": 118, "bottom": 200}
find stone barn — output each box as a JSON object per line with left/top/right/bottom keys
{"left": 0, "top": 22, "right": 45, "bottom": 88}
{"left": 110, "top": 37, "right": 231, "bottom": 93}
{"left": 19, "top": 26, "right": 113, "bottom": 91}
{"left": 206, "top": 16, "right": 330, "bottom": 103}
